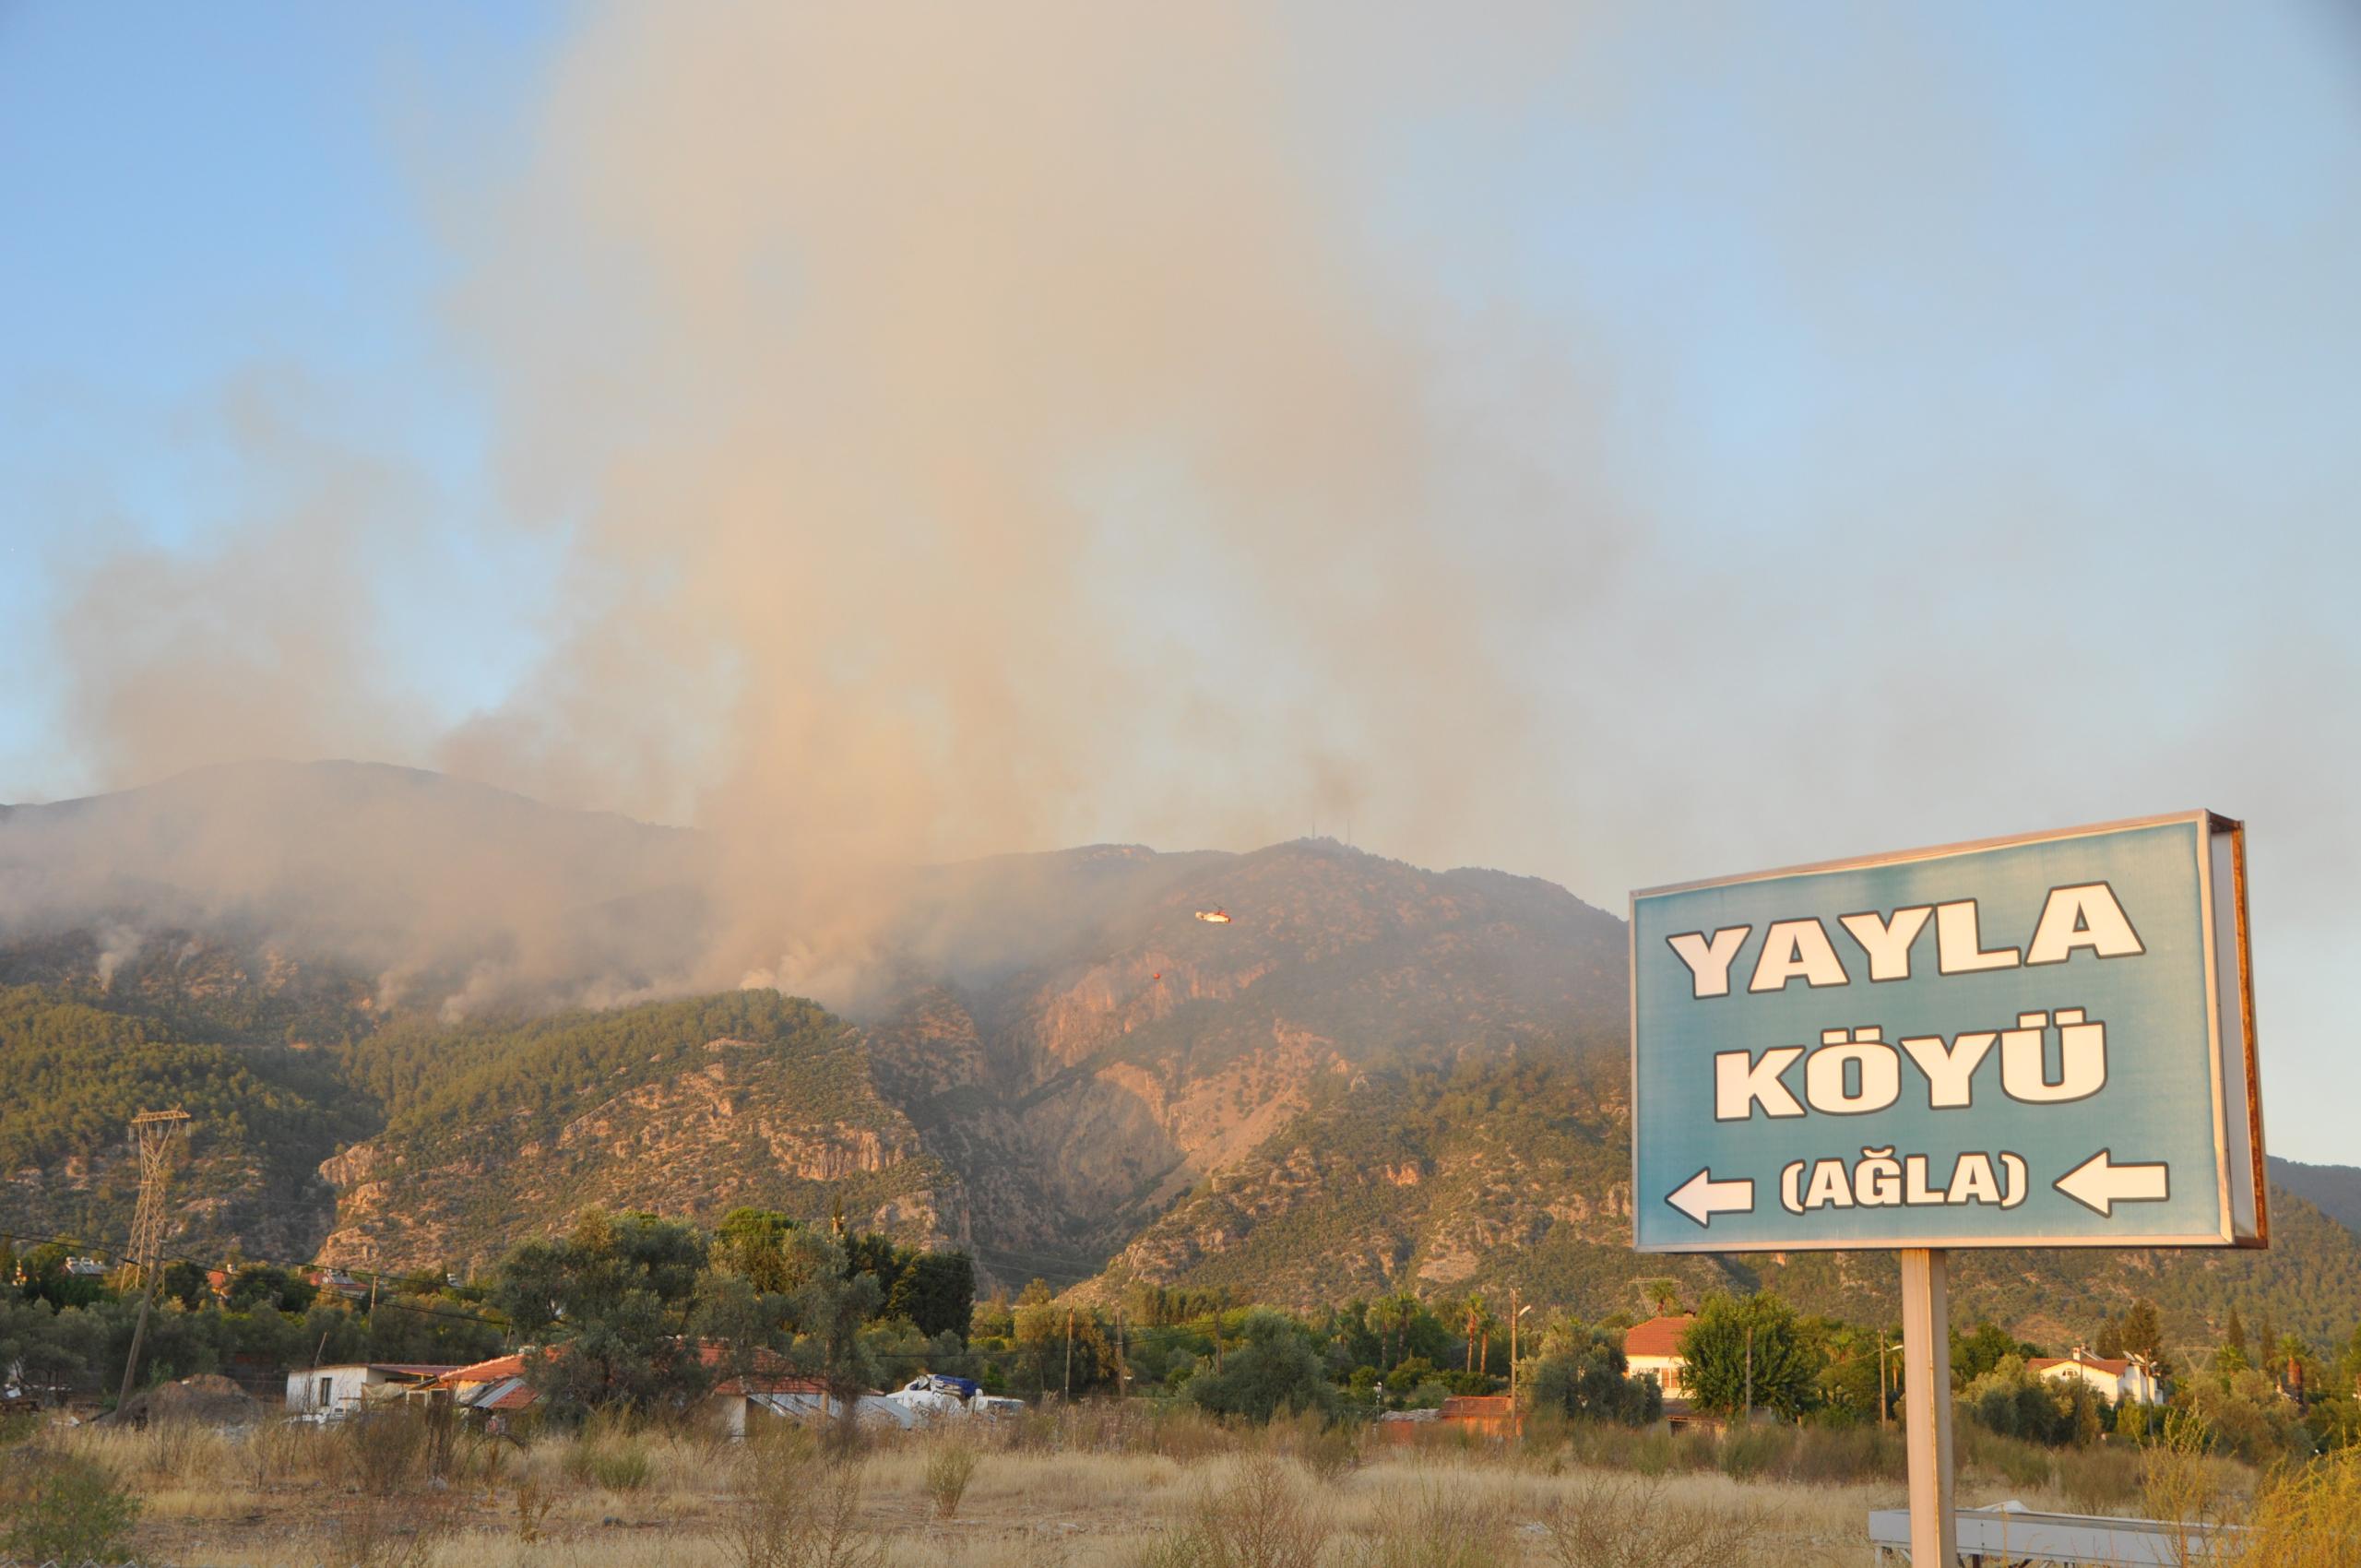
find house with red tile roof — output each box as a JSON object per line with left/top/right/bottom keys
{"left": 2028, "top": 1348, "right": 2164, "bottom": 1407}
{"left": 1621, "top": 1314, "right": 1695, "bottom": 1398}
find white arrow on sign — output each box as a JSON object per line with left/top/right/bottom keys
{"left": 1667, "top": 1168, "right": 1755, "bottom": 1228}
{"left": 2054, "top": 1149, "right": 2170, "bottom": 1217}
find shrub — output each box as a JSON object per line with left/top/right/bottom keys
{"left": 1345, "top": 1482, "right": 1513, "bottom": 1568}
{"left": 238, "top": 1415, "right": 323, "bottom": 1489}
{"left": 1139, "top": 1455, "right": 1331, "bottom": 1568}
{"left": 563, "top": 1408, "right": 656, "bottom": 1491}
{"left": 1536, "top": 1472, "right": 1755, "bottom": 1568}
{"left": 721, "top": 1433, "right": 881, "bottom": 1568}
{"left": 342, "top": 1407, "right": 428, "bottom": 1496}
{"left": 2228, "top": 1450, "right": 2361, "bottom": 1567}
{"left": 1787, "top": 1423, "right": 1906, "bottom": 1485}
{"left": 924, "top": 1436, "right": 980, "bottom": 1519}
{"left": 320, "top": 1489, "right": 457, "bottom": 1568}
{"left": 0, "top": 1446, "right": 143, "bottom": 1564}
{"left": 1718, "top": 1424, "right": 1791, "bottom": 1481}
{"left": 2056, "top": 1443, "right": 2143, "bottom": 1515}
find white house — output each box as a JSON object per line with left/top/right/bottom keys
{"left": 285, "top": 1362, "right": 457, "bottom": 1417}
{"left": 2028, "top": 1349, "right": 2165, "bottom": 1407}
{"left": 1622, "top": 1314, "right": 1694, "bottom": 1398}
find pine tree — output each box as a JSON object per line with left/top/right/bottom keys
{"left": 2094, "top": 1317, "right": 2124, "bottom": 1359}
{"left": 2225, "top": 1307, "right": 2248, "bottom": 1360}
{"left": 2120, "top": 1301, "right": 2165, "bottom": 1362}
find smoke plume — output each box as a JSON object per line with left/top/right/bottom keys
{"left": 6, "top": 4, "right": 1612, "bottom": 1009}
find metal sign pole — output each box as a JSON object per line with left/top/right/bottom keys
{"left": 1900, "top": 1248, "right": 1958, "bottom": 1566}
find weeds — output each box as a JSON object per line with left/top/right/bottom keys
{"left": 319, "top": 1486, "right": 458, "bottom": 1568}
{"left": 1272, "top": 1410, "right": 1360, "bottom": 1486}
{"left": 564, "top": 1409, "right": 656, "bottom": 1492}
{"left": 2226, "top": 1450, "right": 2361, "bottom": 1567}
{"left": 237, "top": 1414, "right": 324, "bottom": 1489}
{"left": 723, "top": 1427, "right": 883, "bottom": 1568}
{"left": 1140, "top": 1455, "right": 1332, "bottom": 1568}
{"left": 2143, "top": 1408, "right": 2236, "bottom": 1564}
{"left": 0, "top": 1442, "right": 144, "bottom": 1563}
{"left": 1344, "top": 1481, "right": 1513, "bottom": 1568}
{"left": 513, "top": 1474, "right": 556, "bottom": 1544}
{"left": 924, "top": 1434, "right": 981, "bottom": 1519}
{"left": 1535, "top": 1472, "right": 1755, "bottom": 1568}
{"left": 343, "top": 1407, "right": 429, "bottom": 1496}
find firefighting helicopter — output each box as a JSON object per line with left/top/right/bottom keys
{"left": 1192, "top": 908, "right": 1232, "bottom": 924}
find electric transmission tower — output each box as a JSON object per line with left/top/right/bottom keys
{"left": 116, "top": 1108, "right": 191, "bottom": 1414}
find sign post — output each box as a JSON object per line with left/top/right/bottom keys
{"left": 1630, "top": 814, "right": 2263, "bottom": 1562}
{"left": 1899, "top": 1249, "right": 1956, "bottom": 1563}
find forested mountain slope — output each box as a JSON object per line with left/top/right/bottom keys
{"left": 2272, "top": 1157, "right": 2361, "bottom": 1244}
{"left": 2, "top": 761, "right": 2354, "bottom": 1358}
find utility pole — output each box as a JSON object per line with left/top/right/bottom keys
{"left": 1116, "top": 1308, "right": 1129, "bottom": 1400}
{"left": 1063, "top": 1308, "right": 1074, "bottom": 1402}
{"left": 1508, "top": 1289, "right": 1518, "bottom": 1400}
{"left": 1879, "top": 1330, "right": 1892, "bottom": 1430}
{"left": 116, "top": 1109, "right": 192, "bottom": 1415}
{"left": 1742, "top": 1323, "right": 1754, "bottom": 1423}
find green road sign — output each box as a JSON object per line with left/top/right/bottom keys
{"left": 1630, "top": 814, "right": 2263, "bottom": 1253}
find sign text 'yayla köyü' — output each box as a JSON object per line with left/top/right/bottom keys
{"left": 1630, "top": 814, "right": 2263, "bottom": 1252}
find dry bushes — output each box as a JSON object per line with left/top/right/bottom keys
{"left": 723, "top": 1425, "right": 883, "bottom": 1568}
{"left": 1534, "top": 1472, "right": 1754, "bottom": 1568}
{"left": 237, "top": 1414, "right": 329, "bottom": 1490}
{"left": 1139, "top": 1455, "right": 1332, "bottom": 1568}
{"left": 1342, "top": 1482, "right": 1513, "bottom": 1568}
{"left": 924, "top": 1434, "right": 981, "bottom": 1518}
{"left": 1268, "top": 1409, "right": 1360, "bottom": 1486}
{"left": 0, "top": 1440, "right": 142, "bottom": 1564}
{"left": 2226, "top": 1450, "right": 2361, "bottom": 1568}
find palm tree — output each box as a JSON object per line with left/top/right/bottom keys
{"left": 1464, "top": 1292, "right": 1487, "bottom": 1373}
{"left": 1642, "top": 1277, "right": 1683, "bottom": 1316}
{"left": 1369, "top": 1294, "right": 1408, "bottom": 1371}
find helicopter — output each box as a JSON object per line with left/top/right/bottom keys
{"left": 1192, "top": 908, "right": 1233, "bottom": 924}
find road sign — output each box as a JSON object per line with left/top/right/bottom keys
{"left": 1630, "top": 813, "right": 2263, "bottom": 1253}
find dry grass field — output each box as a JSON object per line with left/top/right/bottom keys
{"left": 6, "top": 1403, "right": 2351, "bottom": 1567}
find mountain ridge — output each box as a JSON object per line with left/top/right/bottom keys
{"left": 2, "top": 760, "right": 2354, "bottom": 1358}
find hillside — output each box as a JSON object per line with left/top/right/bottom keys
{"left": 861, "top": 837, "right": 1630, "bottom": 1277}
{"left": 2272, "top": 1157, "right": 2361, "bottom": 1243}
{"left": 0, "top": 984, "right": 371, "bottom": 1261}
{"left": 2, "top": 761, "right": 2356, "bottom": 1356}
{"left": 314, "top": 991, "right": 962, "bottom": 1273}
{"left": 1087, "top": 1044, "right": 2361, "bottom": 1350}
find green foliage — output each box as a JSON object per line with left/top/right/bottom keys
{"left": 1678, "top": 1293, "right": 1819, "bottom": 1420}
{"left": 2182, "top": 1368, "right": 2316, "bottom": 1464}
{"left": 0, "top": 1445, "right": 142, "bottom": 1562}
{"left": 0, "top": 984, "right": 368, "bottom": 1255}
{"left": 497, "top": 1210, "right": 713, "bottom": 1417}
{"left": 1523, "top": 1317, "right": 1658, "bottom": 1425}
{"left": 1951, "top": 1320, "right": 2036, "bottom": 1389}
{"left": 1184, "top": 1310, "right": 1336, "bottom": 1422}
{"left": 226, "top": 1264, "right": 315, "bottom": 1313}
{"left": 1962, "top": 1356, "right": 2082, "bottom": 1445}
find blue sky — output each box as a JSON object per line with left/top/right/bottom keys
{"left": 2, "top": 3, "right": 2357, "bottom": 1162}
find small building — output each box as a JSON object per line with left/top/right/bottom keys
{"left": 310, "top": 1269, "right": 371, "bottom": 1302}
{"left": 428, "top": 1354, "right": 536, "bottom": 1416}
{"left": 1621, "top": 1314, "right": 1695, "bottom": 1397}
{"left": 286, "top": 1363, "right": 459, "bottom": 1416}
{"left": 2028, "top": 1349, "right": 2164, "bottom": 1407}
{"left": 1437, "top": 1394, "right": 1521, "bottom": 1441}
